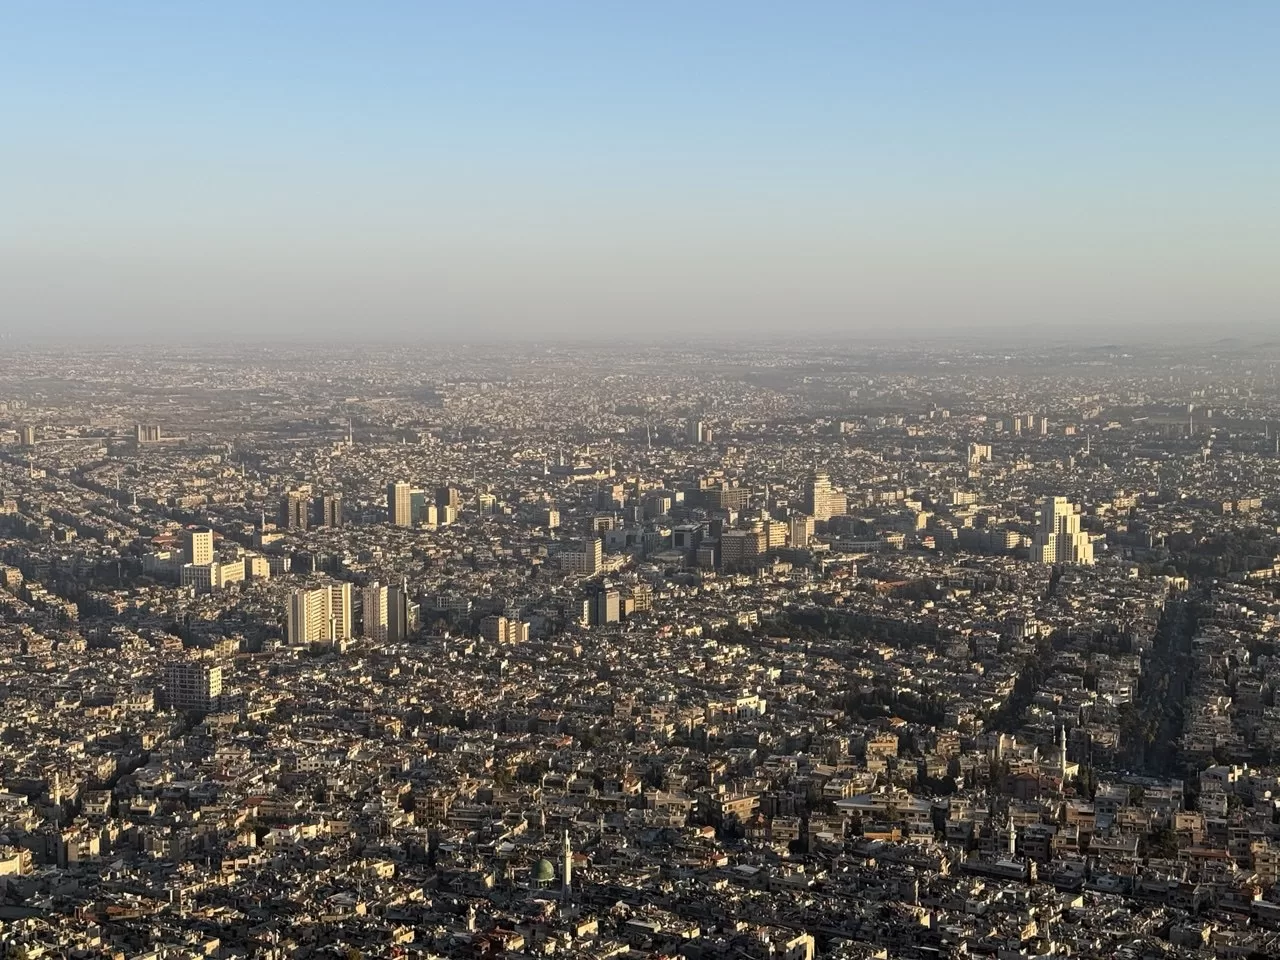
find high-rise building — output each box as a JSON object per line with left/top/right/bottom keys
{"left": 318, "top": 494, "right": 344, "bottom": 528}
{"left": 804, "top": 473, "right": 847, "bottom": 522}
{"left": 719, "top": 527, "right": 767, "bottom": 570}
{"left": 387, "top": 582, "right": 418, "bottom": 642}
{"left": 591, "top": 589, "right": 621, "bottom": 625}
{"left": 569, "top": 538, "right": 603, "bottom": 576}
{"left": 165, "top": 660, "right": 223, "bottom": 712}
{"left": 687, "top": 420, "right": 710, "bottom": 444}
{"left": 286, "top": 582, "right": 354, "bottom": 645}
{"left": 702, "top": 482, "right": 751, "bottom": 512}
{"left": 966, "top": 443, "right": 992, "bottom": 466}
{"left": 362, "top": 582, "right": 389, "bottom": 642}
{"left": 282, "top": 489, "right": 311, "bottom": 530}
{"left": 18, "top": 426, "right": 36, "bottom": 447}
{"left": 387, "top": 481, "right": 412, "bottom": 527}
{"left": 135, "top": 424, "right": 162, "bottom": 444}
{"left": 543, "top": 507, "right": 560, "bottom": 529}
{"left": 789, "top": 514, "right": 814, "bottom": 549}
{"left": 435, "top": 485, "right": 462, "bottom": 511}
{"left": 1031, "top": 496, "right": 1095, "bottom": 565}
{"left": 183, "top": 527, "right": 214, "bottom": 566}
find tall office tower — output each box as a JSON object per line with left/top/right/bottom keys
{"left": 318, "top": 494, "right": 344, "bottom": 528}
{"left": 789, "top": 514, "right": 815, "bottom": 549}
{"left": 1032, "top": 496, "right": 1095, "bottom": 565}
{"left": 282, "top": 489, "right": 311, "bottom": 530}
{"left": 165, "top": 660, "right": 223, "bottom": 712}
{"left": 591, "top": 588, "right": 621, "bottom": 625}
{"left": 286, "top": 582, "right": 353, "bottom": 645}
{"left": 687, "top": 419, "right": 709, "bottom": 444}
{"left": 18, "top": 426, "right": 36, "bottom": 447}
{"left": 328, "top": 582, "right": 353, "bottom": 640}
{"left": 543, "top": 507, "right": 560, "bottom": 529}
{"left": 435, "top": 485, "right": 462, "bottom": 511}
{"left": 362, "top": 582, "right": 389, "bottom": 642}
{"left": 387, "top": 582, "right": 417, "bottom": 642}
{"left": 409, "top": 488, "right": 428, "bottom": 524}
{"left": 183, "top": 527, "right": 214, "bottom": 566}
{"left": 387, "top": 481, "right": 412, "bottom": 526}
{"left": 477, "top": 492, "right": 496, "bottom": 515}
{"left": 135, "top": 424, "right": 162, "bottom": 444}
{"left": 804, "top": 472, "right": 847, "bottom": 522}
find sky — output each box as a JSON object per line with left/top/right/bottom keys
{"left": 2, "top": 2, "right": 1278, "bottom": 342}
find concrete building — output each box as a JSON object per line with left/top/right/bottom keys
{"left": 286, "top": 582, "right": 354, "bottom": 645}
{"left": 387, "top": 582, "right": 419, "bottom": 642}
{"left": 1032, "top": 496, "right": 1095, "bottom": 565}
{"left": 362, "top": 581, "right": 389, "bottom": 641}
{"left": 318, "top": 493, "right": 344, "bottom": 528}
{"left": 481, "top": 614, "right": 530, "bottom": 644}
{"left": 183, "top": 527, "right": 214, "bottom": 566}
{"left": 592, "top": 588, "right": 621, "bottom": 625}
{"left": 165, "top": 660, "right": 223, "bottom": 712}
{"left": 282, "top": 489, "right": 311, "bottom": 530}
{"left": 804, "top": 472, "right": 847, "bottom": 522}
{"left": 568, "top": 538, "right": 603, "bottom": 576}
{"left": 789, "top": 514, "right": 814, "bottom": 548}
{"left": 720, "top": 527, "right": 767, "bottom": 570}
{"left": 387, "top": 481, "right": 412, "bottom": 527}
{"left": 436, "top": 485, "right": 462, "bottom": 511}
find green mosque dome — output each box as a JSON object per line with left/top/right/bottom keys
{"left": 532, "top": 858, "right": 556, "bottom": 883}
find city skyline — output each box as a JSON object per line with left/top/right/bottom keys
{"left": 2, "top": 340, "right": 1280, "bottom": 952}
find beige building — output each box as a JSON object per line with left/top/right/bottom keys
{"left": 287, "top": 582, "right": 354, "bottom": 645}
{"left": 183, "top": 527, "right": 214, "bottom": 566}
{"left": 1032, "top": 496, "right": 1094, "bottom": 565}
{"left": 165, "top": 659, "right": 223, "bottom": 712}
{"left": 362, "top": 582, "right": 389, "bottom": 641}
{"left": 387, "top": 481, "right": 412, "bottom": 526}
{"left": 804, "top": 472, "right": 847, "bottom": 522}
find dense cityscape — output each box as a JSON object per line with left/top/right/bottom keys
{"left": 1, "top": 340, "right": 1279, "bottom": 958}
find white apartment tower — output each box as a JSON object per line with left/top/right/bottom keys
{"left": 1032, "top": 496, "right": 1094, "bottom": 565}
{"left": 804, "top": 472, "right": 847, "bottom": 523}
{"left": 286, "top": 582, "right": 354, "bottom": 645}
{"left": 362, "top": 582, "right": 389, "bottom": 642}
{"left": 387, "top": 481, "right": 412, "bottom": 527}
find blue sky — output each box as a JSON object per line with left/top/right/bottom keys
{"left": 2, "top": 2, "right": 1277, "bottom": 341}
